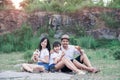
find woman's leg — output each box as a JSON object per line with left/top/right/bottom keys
{"left": 33, "top": 65, "right": 45, "bottom": 72}
{"left": 22, "top": 63, "right": 45, "bottom": 72}
{"left": 22, "top": 63, "right": 34, "bottom": 72}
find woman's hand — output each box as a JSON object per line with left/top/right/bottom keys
{"left": 31, "top": 49, "right": 40, "bottom": 62}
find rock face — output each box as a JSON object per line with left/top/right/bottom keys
{"left": 0, "top": 7, "right": 120, "bottom": 40}
{"left": 27, "top": 11, "right": 50, "bottom": 31}
{"left": 0, "top": 10, "right": 27, "bottom": 34}
{"left": 87, "top": 28, "right": 119, "bottom": 39}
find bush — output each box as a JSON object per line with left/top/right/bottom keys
{"left": 48, "top": 29, "right": 55, "bottom": 37}
{"left": 97, "top": 39, "right": 120, "bottom": 48}
{"left": 1, "top": 43, "right": 14, "bottom": 53}
{"left": 29, "top": 37, "right": 40, "bottom": 50}
{"left": 23, "top": 50, "right": 33, "bottom": 62}
{"left": 108, "top": 0, "right": 120, "bottom": 8}
{"left": 77, "top": 36, "right": 98, "bottom": 49}
{"left": 0, "top": 23, "right": 34, "bottom": 52}
{"left": 113, "top": 50, "right": 120, "bottom": 60}
{"left": 69, "top": 36, "right": 78, "bottom": 45}
{"left": 36, "top": 26, "right": 49, "bottom": 37}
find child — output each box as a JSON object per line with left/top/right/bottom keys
{"left": 49, "top": 41, "right": 64, "bottom": 72}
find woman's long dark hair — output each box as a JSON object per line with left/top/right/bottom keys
{"left": 38, "top": 37, "right": 51, "bottom": 52}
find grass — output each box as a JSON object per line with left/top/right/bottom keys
{"left": 0, "top": 52, "right": 25, "bottom": 71}
{"left": 0, "top": 49, "right": 120, "bottom": 80}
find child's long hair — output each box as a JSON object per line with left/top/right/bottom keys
{"left": 38, "top": 37, "right": 51, "bottom": 52}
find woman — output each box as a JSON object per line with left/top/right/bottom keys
{"left": 21, "top": 37, "right": 51, "bottom": 73}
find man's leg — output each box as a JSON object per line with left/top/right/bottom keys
{"left": 73, "top": 59, "right": 93, "bottom": 72}
{"left": 54, "top": 60, "right": 65, "bottom": 70}
{"left": 75, "top": 55, "right": 100, "bottom": 73}
{"left": 62, "top": 57, "right": 84, "bottom": 74}
{"left": 80, "top": 54, "right": 92, "bottom": 67}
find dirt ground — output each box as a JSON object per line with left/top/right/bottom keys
{"left": 0, "top": 71, "right": 73, "bottom": 80}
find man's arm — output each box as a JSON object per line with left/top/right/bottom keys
{"left": 75, "top": 46, "right": 84, "bottom": 55}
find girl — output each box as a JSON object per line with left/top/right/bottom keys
{"left": 22, "top": 37, "right": 51, "bottom": 73}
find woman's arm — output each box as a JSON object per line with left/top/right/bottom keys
{"left": 31, "top": 49, "right": 40, "bottom": 62}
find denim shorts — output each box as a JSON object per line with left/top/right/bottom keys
{"left": 49, "top": 64, "right": 56, "bottom": 72}
{"left": 37, "top": 62, "right": 49, "bottom": 70}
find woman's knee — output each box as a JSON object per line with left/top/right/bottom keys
{"left": 22, "top": 63, "right": 27, "bottom": 67}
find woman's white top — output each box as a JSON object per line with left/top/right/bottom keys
{"left": 38, "top": 48, "right": 49, "bottom": 62}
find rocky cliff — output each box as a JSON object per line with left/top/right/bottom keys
{"left": 0, "top": 7, "right": 120, "bottom": 40}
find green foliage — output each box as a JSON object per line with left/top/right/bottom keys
{"left": 113, "top": 50, "right": 120, "bottom": 60}
{"left": 94, "top": 49, "right": 112, "bottom": 59}
{"left": 0, "top": 23, "right": 34, "bottom": 53}
{"left": 25, "top": 0, "right": 90, "bottom": 13}
{"left": 48, "top": 29, "right": 55, "bottom": 37}
{"left": 23, "top": 50, "right": 33, "bottom": 62}
{"left": 96, "top": 39, "right": 120, "bottom": 59}
{"left": 69, "top": 36, "right": 78, "bottom": 45}
{"left": 1, "top": 43, "right": 14, "bottom": 53}
{"left": 77, "top": 36, "right": 98, "bottom": 49}
{"left": 69, "top": 36, "right": 97, "bottom": 49}
{"left": 108, "top": 0, "right": 120, "bottom": 8}
{"left": 29, "top": 36, "right": 40, "bottom": 50}
{"left": 36, "top": 26, "right": 49, "bottom": 37}
{"left": 100, "top": 12, "right": 120, "bottom": 29}
{"left": 97, "top": 39, "right": 120, "bottom": 48}
{"left": 12, "top": 24, "right": 33, "bottom": 51}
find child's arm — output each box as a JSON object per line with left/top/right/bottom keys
{"left": 53, "top": 58, "right": 59, "bottom": 64}
{"left": 56, "top": 51, "right": 65, "bottom": 63}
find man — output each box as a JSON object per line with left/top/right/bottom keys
{"left": 60, "top": 34, "right": 100, "bottom": 73}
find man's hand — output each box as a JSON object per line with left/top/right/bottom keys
{"left": 75, "top": 46, "right": 84, "bottom": 55}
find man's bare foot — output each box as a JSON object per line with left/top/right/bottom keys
{"left": 91, "top": 68, "right": 100, "bottom": 73}
{"left": 77, "top": 70, "right": 86, "bottom": 75}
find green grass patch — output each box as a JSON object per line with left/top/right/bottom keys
{"left": 0, "top": 49, "right": 120, "bottom": 80}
